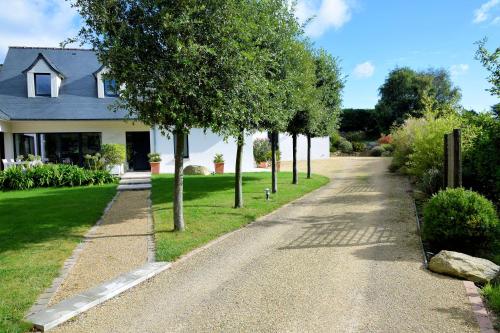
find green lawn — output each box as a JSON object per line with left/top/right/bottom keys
{"left": 0, "top": 184, "right": 117, "bottom": 333}
{"left": 152, "top": 172, "right": 329, "bottom": 262}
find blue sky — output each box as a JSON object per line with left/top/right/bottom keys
{"left": 0, "top": 0, "right": 498, "bottom": 111}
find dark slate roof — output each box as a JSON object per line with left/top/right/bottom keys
{"left": 0, "top": 47, "right": 129, "bottom": 120}
{"left": 22, "top": 53, "right": 66, "bottom": 79}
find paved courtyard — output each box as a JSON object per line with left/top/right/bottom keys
{"left": 54, "top": 157, "right": 478, "bottom": 332}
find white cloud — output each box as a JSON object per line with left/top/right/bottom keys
{"left": 0, "top": 0, "right": 80, "bottom": 62}
{"left": 450, "top": 64, "right": 469, "bottom": 76}
{"left": 473, "top": 0, "right": 500, "bottom": 23}
{"left": 295, "top": 0, "right": 352, "bottom": 37}
{"left": 353, "top": 61, "right": 375, "bottom": 78}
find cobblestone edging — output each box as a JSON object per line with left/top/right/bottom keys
{"left": 26, "top": 191, "right": 121, "bottom": 316}
{"left": 464, "top": 281, "right": 497, "bottom": 333}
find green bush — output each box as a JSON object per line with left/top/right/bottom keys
{"left": 352, "top": 141, "right": 366, "bottom": 152}
{"left": 418, "top": 168, "right": 443, "bottom": 195}
{"left": 344, "top": 131, "right": 366, "bottom": 142}
{"left": 340, "top": 108, "right": 379, "bottom": 138}
{"left": 380, "top": 143, "right": 394, "bottom": 153}
{"left": 0, "top": 164, "right": 116, "bottom": 191}
{"left": 101, "top": 144, "right": 126, "bottom": 167}
{"left": 338, "top": 138, "right": 353, "bottom": 153}
{"left": 422, "top": 188, "right": 499, "bottom": 254}
{"left": 253, "top": 138, "right": 271, "bottom": 163}
{"left": 330, "top": 131, "right": 341, "bottom": 152}
{"left": 462, "top": 113, "right": 500, "bottom": 208}
{"left": 370, "top": 146, "right": 385, "bottom": 156}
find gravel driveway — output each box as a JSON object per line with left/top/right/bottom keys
{"left": 54, "top": 157, "right": 478, "bottom": 333}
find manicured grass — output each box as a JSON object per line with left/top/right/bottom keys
{"left": 0, "top": 184, "right": 117, "bottom": 333}
{"left": 483, "top": 283, "right": 500, "bottom": 328}
{"left": 152, "top": 172, "right": 329, "bottom": 262}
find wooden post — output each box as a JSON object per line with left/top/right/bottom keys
{"left": 453, "top": 129, "right": 462, "bottom": 188}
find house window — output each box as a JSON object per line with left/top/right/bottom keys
{"left": 14, "top": 133, "right": 38, "bottom": 158}
{"left": 103, "top": 79, "right": 118, "bottom": 97}
{"left": 34, "top": 73, "right": 51, "bottom": 96}
{"left": 41, "top": 132, "right": 101, "bottom": 165}
{"left": 173, "top": 134, "right": 189, "bottom": 158}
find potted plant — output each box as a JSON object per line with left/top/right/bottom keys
{"left": 148, "top": 153, "right": 162, "bottom": 174}
{"left": 213, "top": 153, "right": 225, "bottom": 174}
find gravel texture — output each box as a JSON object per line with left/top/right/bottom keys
{"left": 53, "top": 157, "right": 478, "bottom": 332}
{"left": 50, "top": 190, "right": 150, "bottom": 305}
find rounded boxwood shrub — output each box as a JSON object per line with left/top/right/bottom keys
{"left": 352, "top": 141, "right": 366, "bottom": 152}
{"left": 422, "top": 188, "right": 499, "bottom": 253}
{"left": 338, "top": 138, "right": 353, "bottom": 154}
{"left": 370, "top": 146, "right": 385, "bottom": 156}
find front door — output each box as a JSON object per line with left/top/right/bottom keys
{"left": 126, "top": 132, "right": 151, "bottom": 171}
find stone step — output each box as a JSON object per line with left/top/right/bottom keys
{"left": 119, "top": 178, "right": 152, "bottom": 185}
{"left": 26, "top": 262, "right": 171, "bottom": 332}
{"left": 117, "top": 184, "right": 152, "bottom": 191}
{"left": 120, "top": 172, "right": 151, "bottom": 180}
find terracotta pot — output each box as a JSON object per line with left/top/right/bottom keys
{"left": 214, "top": 162, "right": 224, "bottom": 174}
{"left": 150, "top": 162, "right": 161, "bottom": 175}
{"left": 257, "top": 161, "right": 267, "bottom": 168}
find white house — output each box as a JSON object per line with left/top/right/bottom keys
{"left": 0, "top": 47, "right": 329, "bottom": 173}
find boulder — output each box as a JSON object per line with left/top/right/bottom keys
{"left": 429, "top": 250, "right": 500, "bottom": 284}
{"left": 183, "top": 165, "right": 210, "bottom": 176}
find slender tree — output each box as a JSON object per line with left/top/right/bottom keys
{"left": 476, "top": 38, "right": 500, "bottom": 98}
{"left": 72, "top": 0, "right": 256, "bottom": 230}
{"left": 306, "top": 49, "right": 345, "bottom": 177}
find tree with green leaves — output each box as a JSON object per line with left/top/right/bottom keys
{"left": 307, "top": 49, "right": 344, "bottom": 178}
{"left": 209, "top": 0, "right": 300, "bottom": 207}
{"left": 476, "top": 38, "right": 500, "bottom": 98}
{"left": 374, "top": 67, "right": 461, "bottom": 132}
{"left": 71, "top": 0, "right": 264, "bottom": 230}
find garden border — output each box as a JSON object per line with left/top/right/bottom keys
{"left": 26, "top": 190, "right": 120, "bottom": 316}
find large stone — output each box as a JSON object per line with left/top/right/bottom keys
{"left": 429, "top": 250, "right": 500, "bottom": 284}
{"left": 183, "top": 165, "right": 210, "bottom": 176}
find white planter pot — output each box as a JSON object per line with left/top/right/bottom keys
{"left": 109, "top": 164, "right": 124, "bottom": 175}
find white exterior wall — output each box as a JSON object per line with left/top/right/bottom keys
{"left": 152, "top": 128, "right": 254, "bottom": 173}
{"left": 253, "top": 131, "right": 330, "bottom": 162}
{"left": 26, "top": 60, "right": 62, "bottom": 98}
{"left": 0, "top": 121, "right": 14, "bottom": 160}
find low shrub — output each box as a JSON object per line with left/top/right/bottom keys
{"left": 370, "top": 146, "right": 385, "bottom": 156}
{"left": 101, "top": 143, "right": 126, "bottom": 167}
{"left": 352, "top": 141, "right": 366, "bottom": 152}
{"left": 0, "top": 164, "right": 116, "bottom": 191}
{"left": 418, "top": 168, "right": 442, "bottom": 195}
{"left": 338, "top": 138, "right": 353, "bottom": 154}
{"left": 422, "top": 188, "right": 500, "bottom": 254}
{"left": 380, "top": 143, "right": 394, "bottom": 153}
{"left": 344, "top": 131, "right": 366, "bottom": 142}
{"left": 330, "top": 131, "right": 342, "bottom": 152}
{"left": 378, "top": 133, "right": 393, "bottom": 144}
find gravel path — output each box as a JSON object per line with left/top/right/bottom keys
{"left": 54, "top": 157, "right": 478, "bottom": 332}
{"left": 50, "top": 190, "right": 150, "bottom": 304}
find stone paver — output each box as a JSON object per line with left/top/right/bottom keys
{"left": 53, "top": 157, "right": 479, "bottom": 333}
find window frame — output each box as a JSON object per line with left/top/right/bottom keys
{"left": 103, "top": 79, "right": 119, "bottom": 97}
{"left": 34, "top": 73, "right": 51, "bottom": 97}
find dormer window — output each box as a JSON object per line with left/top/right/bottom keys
{"left": 23, "top": 53, "right": 65, "bottom": 98}
{"left": 34, "top": 73, "right": 51, "bottom": 96}
{"left": 103, "top": 79, "right": 118, "bottom": 97}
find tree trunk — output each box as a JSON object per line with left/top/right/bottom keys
{"left": 173, "top": 130, "right": 185, "bottom": 231}
{"left": 307, "top": 134, "right": 311, "bottom": 179}
{"left": 271, "top": 131, "right": 278, "bottom": 193}
{"left": 234, "top": 130, "right": 244, "bottom": 208}
{"left": 292, "top": 133, "right": 298, "bottom": 184}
